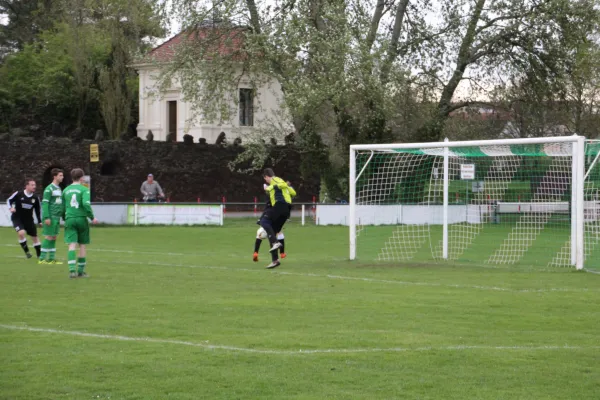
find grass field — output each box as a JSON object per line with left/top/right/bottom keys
{"left": 356, "top": 220, "right": 596, "bottom": 269}
{"left": 1, "top": 220, "right": 600, "bottom": 399}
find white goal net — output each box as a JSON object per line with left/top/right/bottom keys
{"left": 349, "top": 136, "right": 600, "bottom": 270}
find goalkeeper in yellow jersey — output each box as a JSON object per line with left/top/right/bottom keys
{"left": 258, "top": 168, "right": 296, "bottom": 269}
{"left": 254, "top": 183, "right": 288, "bottom": 263}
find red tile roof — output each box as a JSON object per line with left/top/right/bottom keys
{"left": 145, "top": 26, "right": 246, "bottom": 63}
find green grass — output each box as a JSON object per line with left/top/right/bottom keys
{"left": 357, "top": 222, "right": 587, "bottom": 268}
{"left": 1, "top": 222, "right": 600, "bottom": 399}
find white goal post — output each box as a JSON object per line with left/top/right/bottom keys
{"left": 348, "top": 136, "right": 600, "bottom": 270}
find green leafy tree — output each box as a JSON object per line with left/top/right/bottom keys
{"left": 0, "top": 0, "right": 165, "bottom": 136}
{"left": 0, "top": 0, "right": 57, "bottom": 60}
{"left": 144, "top": 0, "right": 600, "bottom": 197}
{"left": 0, "top": 24, "right": 108, "bottom": 127}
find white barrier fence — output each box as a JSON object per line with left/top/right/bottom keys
{"left": 1, "top": 204, "right": 224, "bottom": 226}
{"left": 0, "top": 207, "right": 11, "bottom": 227}
{"left": 316, "top": 204, "right": 485, "bottom": 226}
{"left": 4, "top": 202, "right": 597, "bottom": 227}
{"left": 131, "top": 204, "right": 223, "bottom": 225}
{"left": 317, "top": 202, "right": 600, "bottom": 226}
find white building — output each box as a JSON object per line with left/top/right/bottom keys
{"left": 134, "top": 27, "right": 291, "bottom": 143}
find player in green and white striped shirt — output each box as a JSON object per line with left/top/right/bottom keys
{"left": 39, "top": 168, "right": 64, "bottom": 264}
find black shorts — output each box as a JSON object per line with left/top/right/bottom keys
{"left": 266, "top": 202, "right": 291, "bottom": 233}
{"left": 272, "top": 218, "right": 288, "bottom": 234}
{"left": 11, "top": 215, "right": 37, "bottom": 237}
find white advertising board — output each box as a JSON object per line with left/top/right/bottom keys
{"left": 128, "top": 204, "right": 223, "bottom": 225}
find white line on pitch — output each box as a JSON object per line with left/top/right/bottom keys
{"left": 94, "top": 258, "right": 598, "bottom": 294}
{"left": 2, "top": 247, "right": 597, "bottom": 293}
{"left": 2, "top": 324, "right": 598, "bottom": 355}
{"left": 584, "top": 268, "right": 600, "bottom": 275}
{"left": 1, "top": 244, "right": 337, "bottom": 261}
{"left": 1, "top": 244, "right": 192, "bottom": 257}
{"left": 0, "top": 244, "right": 573, "bottom": 270}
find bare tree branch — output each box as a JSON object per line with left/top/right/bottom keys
{"left": 447, "top": 100, "right": 506, "bottom": 114}
{"left": 365, "top": 0, "right": 386, "bottom": 52}
{"left": 380, "top": 0, "right": 409, "bottom": 84}
{"left": 246, "top": 0, "right": 261, "bottom": 34}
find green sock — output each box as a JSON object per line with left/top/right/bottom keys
{"left": 48, "top": 240, "right": 56, "bottom": 261}
{"left": 77, "top": 257, "right": 86, "bottom": 274}
{"left": 39, "top": 239, "right": 50, "bottom": 260}
{"left": 68, "top": 250, "right": 77, "bottom": 272}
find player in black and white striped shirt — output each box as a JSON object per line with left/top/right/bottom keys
{"left": 7, "top": 179, "right": 42, "bottom": 259}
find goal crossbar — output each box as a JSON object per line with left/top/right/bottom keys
{"left": 350, "top": 136, "right": 581, "bottom": 152}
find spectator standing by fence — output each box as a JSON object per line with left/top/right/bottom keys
{"left": 141, "top": 174, "right": 164, "bottom": 203}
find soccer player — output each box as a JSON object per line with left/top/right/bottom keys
{"left": 39, "top": 168, "right": 64, "bottom": 264}
{"left": 62, "top": 168, "right": 98, "bottom": 279}
{"left": 253, "top": 184, "right": 288, "bottom": 262}
{"left": 259, "top": 169, "right": 296, "bottom": 269}
{"left": 7, "top": 179, "right": 42, "bottom": 259}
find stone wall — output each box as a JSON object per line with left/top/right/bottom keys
{"left": 0, "top": 137, "right": 319, "bottom": 203}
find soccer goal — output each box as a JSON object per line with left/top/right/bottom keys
{"left": 349, "top": 136, "right": 600, "bottom": 270}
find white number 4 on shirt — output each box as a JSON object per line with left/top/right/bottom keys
{"left": 70, "top": 194, "right": 79, "bottom": 209}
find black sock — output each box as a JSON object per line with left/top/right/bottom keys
{"left": 34, "top": 243, "right": 41, "bottom": 258}
{"left": 254, "top": 239, "right": 262, "bottom": 253}
{"left": 270, "top": 248, "right": 279, "bottom": 262}
{"left": 279, "top": 239, "right": 285, "bottom": 254}
{"left": 19, "top": 240, "right": 29, "bottom": 254}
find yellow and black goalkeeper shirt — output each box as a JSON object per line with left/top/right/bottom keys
{"left": 266, "top": 177, "right": 296, "bottom": 206}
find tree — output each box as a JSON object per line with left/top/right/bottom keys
{"left": 56, "top": 0, "right": 165, "bottom": 137}
{"left": 159, "top": 0, "right": 599, "bottom": 197}
{"left": 0, "top": 0, "right": 165, "bottom": 136}
{"left": 564, "top": 33, "right": 600, "bottom": 138}
{"left": 416, "top": 0, "right": 600, "bottom": 141}
{"left": 0, "top": 0, "right": 56, "bottom": 60}
{"left": 0, "top": 24, "right": 108, "bottom": 127}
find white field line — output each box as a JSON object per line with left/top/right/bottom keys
{"left": 2, "top": 324, "right": 598, "bottom": 355}
{"left": 0, "top": 243, "right": 576, "bottom": 271}
{"left": 0, "top": 244, "right": 536, "bottom": 268}
{"left": 2, "top": 246, "right": 598, "bottom": 293}
{"left": 584, "top": 268, "right": 600, "bottom": 275}
{"left": 1, "top": 244, "right": 190, "bottom": 257}
{"left": 1, "top": 244, "right": 341, "bottom": 261}
{"left": 137, "top": 260, "right": 598, "bottom": 293}
{"left": 69, "top": 257, "right": 600, "bottom": 293}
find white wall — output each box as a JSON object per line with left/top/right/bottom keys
{"left": 317, "top": 202, "right": 600, "bottom": 225}
{"left": 0, "top": 207, "right": 12, "bottom": 228}
{"left": 0, "top": 204, "right": 223, "bottom": 226}
{"left": 316, "top": 205, "right": 489, "bottom": 226}
{"left": 136, "top": 67, "right": 292, "bottom": 143}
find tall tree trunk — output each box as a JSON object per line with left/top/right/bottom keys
{"left": 379, "top": 0, "right": 410, "bottom": 85}
{"left": 246, "top": 0, "right": 261, "bottom": 34}
{"left": 365, "top": 0, "right": 386, "bottom": 52}
{"left": 574, "top": 86, "right": 583, "bottom": 134}
{"left": 419, "top": 0, "right": 486, "bottom": 141}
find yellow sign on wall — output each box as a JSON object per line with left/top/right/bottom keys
{"left": 90, "top": 144, "right": 99, "bottom": 162}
